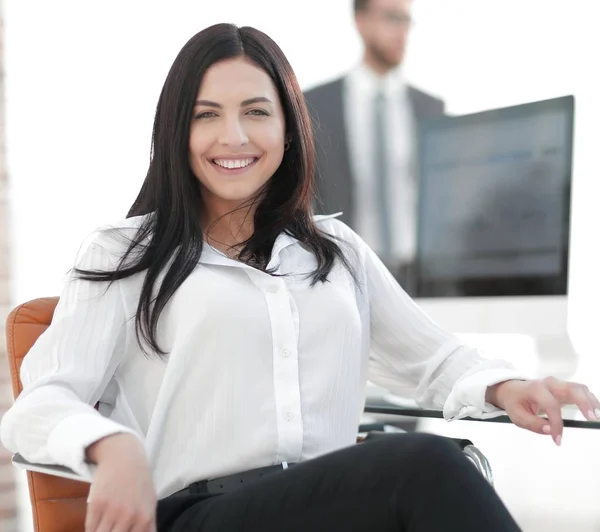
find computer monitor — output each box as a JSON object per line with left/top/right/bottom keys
{"left": 413, "top": 95, "right": 576, "bottom": 377}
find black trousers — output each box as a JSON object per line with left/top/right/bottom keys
{"left": 157, "top": 433, "right": 521, "bottom": 532}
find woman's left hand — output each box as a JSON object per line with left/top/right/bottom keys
{"left": 486, "top": 377, "right": 600, "bottom": 446}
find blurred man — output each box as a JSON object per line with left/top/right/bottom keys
{"left": 305, "top": 0, "right": 444, "bottom": 293}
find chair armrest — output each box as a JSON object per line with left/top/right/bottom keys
{"left": 462, "top": 445, "right": 494, "bottom": 485}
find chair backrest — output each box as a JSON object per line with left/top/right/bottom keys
{"left": 5, "top": 297, "right": 88, "bottom": 532}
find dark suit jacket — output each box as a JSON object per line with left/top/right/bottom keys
{"left": 304, "top": 76, "right": 444, "bottom": 227}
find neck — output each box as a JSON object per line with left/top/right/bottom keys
{"left": 362, "top": 53, "right": 395, "bottom": 77}
{"left": 202, "top": 198, "right": 256, "bottom": 250}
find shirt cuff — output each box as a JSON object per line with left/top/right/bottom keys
{"left": 443, "top": 368, "right": 529, "bottom": 421}
{"left": 47, "top": 412, "right": 141, "bottom": 479}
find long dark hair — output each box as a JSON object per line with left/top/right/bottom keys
{"left": 76, "top": 23, "right": 354, "bottom": 356}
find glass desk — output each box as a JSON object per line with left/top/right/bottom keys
{"left": 364, "top": 400, "right": 600, "bottom": 430}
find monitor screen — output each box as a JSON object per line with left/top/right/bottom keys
{"left": 415, "top": 95, "right": 574, "bottom": 298}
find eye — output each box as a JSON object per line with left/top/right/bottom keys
{"left": 193, "top": 111, "right": 218, "bottom": 120}
{"left": 246, "top": 108, "right": 270, "bottom": 117}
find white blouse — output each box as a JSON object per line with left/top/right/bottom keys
{"left": 0, "top": 214, "right": 523, "bottom": 499}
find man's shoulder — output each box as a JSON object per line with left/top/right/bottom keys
{"left": 304, "top": 76, "right": 345, "bottom": 101}
{"left": 406, "top": 84, "right": 445, "bottom": 110}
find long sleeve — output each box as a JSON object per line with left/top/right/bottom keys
{"left": 0, "top": 235, "right": 140, "bottom": 476}
{"left": 360, "top": 236, "right": 527, "bottom": 420}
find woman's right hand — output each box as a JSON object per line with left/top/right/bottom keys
{"left": 84, "top": 433, "right": 157, "bottom": 532}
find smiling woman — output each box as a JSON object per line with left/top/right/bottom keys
{"left": 73, "top": 23, "right": 355, "bottom": 356}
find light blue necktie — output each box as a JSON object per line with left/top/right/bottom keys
{"left": 373, "top": 89, "right": 392, "bottom": 255}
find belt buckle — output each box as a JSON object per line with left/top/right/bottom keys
{"left": 281, "top": 461, "right": 289, "bottom": 470}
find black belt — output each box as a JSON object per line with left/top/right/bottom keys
{"left": 176, "top": 461, "right": 296, "bottom": 495}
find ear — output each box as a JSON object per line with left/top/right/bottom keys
{"left": 284, "top": 135, "right": 292, "bottom": 151}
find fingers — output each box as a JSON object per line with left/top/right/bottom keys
{"left": 586, "top": 389, "right": 600, "bottom": 419}
{"left": 95, "top": 514, "right": 119, "bottom": 532}
{"left": 544, "top": 377, "right": 600, "bottom": 422}
{"left": 534, "top": 385, "right": 564, "bottom": 445}
{"left": 131, "top": 513, "right": 156, "bottom": 532}
{"left": 132, "top": 518, "right": 157, "bottom": 532}
{"left": 584, "top": 388, "right": 600, "bottom": 420}
{"left": 508, "top": 382, "right": 564, "bottom": 445}
{"left": 109, "top": 512, "right": 137, "bottom": 532}
{"left": 572, "top": 386, "right": 598, "bottom": 421}
{"left": 508, "top": 378, "right": 600, "bottom": 445}
{"left": 508, "top": 403, "right": 550, "bottom": 435}
{"left": 86, "top": 499, "right": 152, "bottom": 532}
{"left": 85, "top": 499, "right": 101, "bottom": 532}
{"left": 86, "top": 502, "right": 126, "bottom": 532}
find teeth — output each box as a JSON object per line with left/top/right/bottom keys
{"left": 214, "top": 158, "right": 255, "bottom": 169}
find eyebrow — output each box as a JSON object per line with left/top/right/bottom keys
{"left": 194, "top": 96, "right": 273, "bottom": 108}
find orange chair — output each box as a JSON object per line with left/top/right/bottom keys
{"left": 6, "top": 297, "right": 88, "bottom": 532}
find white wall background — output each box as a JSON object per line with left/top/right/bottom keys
{"left": 4, "top": 1, "right": 600, "bottom": 530}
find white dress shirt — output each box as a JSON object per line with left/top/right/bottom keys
{"left": 344, "top": 62, "right": 417, "bottom": 263}
{"left": 0, "top": 213, "right": 524, "bottom": 499}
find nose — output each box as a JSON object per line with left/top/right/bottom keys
{"left": 218, "top": 116, "right": 249, "bottom": 148}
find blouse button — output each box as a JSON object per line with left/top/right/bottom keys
{"left": 267, "top": 284, "right": 279, "bottom": 293}
{"left": 281, "top": 348, "right": 291, "bottom": 358}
